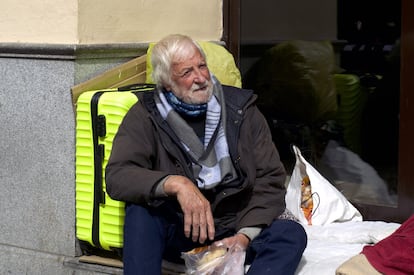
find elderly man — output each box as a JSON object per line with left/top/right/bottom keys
{"left": 106, "top": 34, "right": 307, "bottom": 274}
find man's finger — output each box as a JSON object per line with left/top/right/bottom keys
{"left": 198, "top": 212, "right": 208, "bottom": 244}
{"left": 183, "top": 211, "right": 192, "bottom": 238}
{"left": 191, "top": 212, "right": 200, "bottom": 242}
{"left": 206, "top": 209, "right": 215, "bottom": 240}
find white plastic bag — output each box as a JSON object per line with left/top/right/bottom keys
{"left": 285, "top": 145, "right": 362, "bottom": 225}
{"left": 182, "top": 242, "right": 245, "bottom": 275}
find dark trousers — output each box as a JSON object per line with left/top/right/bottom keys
{"left": 123, "top": 203, "right": 307, "bottom": 275}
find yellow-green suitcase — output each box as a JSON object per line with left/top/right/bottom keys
{"left": 75, "top": 84, "right": 154, "bottom": 253}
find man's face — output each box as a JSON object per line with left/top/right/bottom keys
{"left": 167, "top": 49, "right": 213, "bottom": 104}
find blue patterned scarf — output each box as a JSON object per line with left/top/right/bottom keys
{"left": 164, "top": 91, "right": 207, "bottom": 117}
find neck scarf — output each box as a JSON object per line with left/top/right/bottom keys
{"left": 155, "top": 75, "right": 237, "bottom": 189}
{"left": 164, "top": 91, "right": 207, "bottom": 117}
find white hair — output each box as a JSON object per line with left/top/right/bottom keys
{"left": 151, "top": 34, "right": 206, "bottom": 88}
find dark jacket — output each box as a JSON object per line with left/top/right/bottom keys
{"left": 106, "top": 85, "right": 287, "bottom": 232}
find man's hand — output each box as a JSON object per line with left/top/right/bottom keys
{"left": 215, "top": 233, "right": 250, "bottom": 251}
{"left": 163, "top": 175, "right": 215, "bottom": 243}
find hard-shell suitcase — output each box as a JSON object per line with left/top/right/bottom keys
{"left": 75, "top": 84, "right": 154, "bottom": 252}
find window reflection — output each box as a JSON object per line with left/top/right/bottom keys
{"left": 240, "top": 0, "right": 401, "bottom": 208}
{"left": 327, "top": 0, "right": 401, "bottom": 206}
{"left": 318, "top": 41, "right": 400, "bottom": 207}
{"left": 244, "top": 39, "right": 400, "bottom": 207}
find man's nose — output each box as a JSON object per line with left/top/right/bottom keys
{"left": 193, "top": 69, "right": 207, "bottom": 83}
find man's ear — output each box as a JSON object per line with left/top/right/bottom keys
{"left": 164, "top": 79, "right": 173, "bottom": 91}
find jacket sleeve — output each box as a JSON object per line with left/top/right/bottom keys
{"left": 235, "top": 104, "right": 287, "bottom": 230}
{"left": 105, "top": 102, "right": 170, "bottom": 204}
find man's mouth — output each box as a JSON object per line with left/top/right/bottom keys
{"left": 194, "top": 86, "right": 207, "bottom": 92}
{"left": 192, "top": 83, "right": 209, "bottom": 92}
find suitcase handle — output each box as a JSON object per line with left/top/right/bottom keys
{"left": 117, "top": 83, "right": 156, "bottom": 91}
{"left": 96, "top": 144, "right": 106, "bottom": 205}
{"left": 91, "top": 92, "right": 106, "bottom": 206}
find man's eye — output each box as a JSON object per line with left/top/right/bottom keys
{"left": 181, "top": 71, "right": 191, "bottom": 77}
